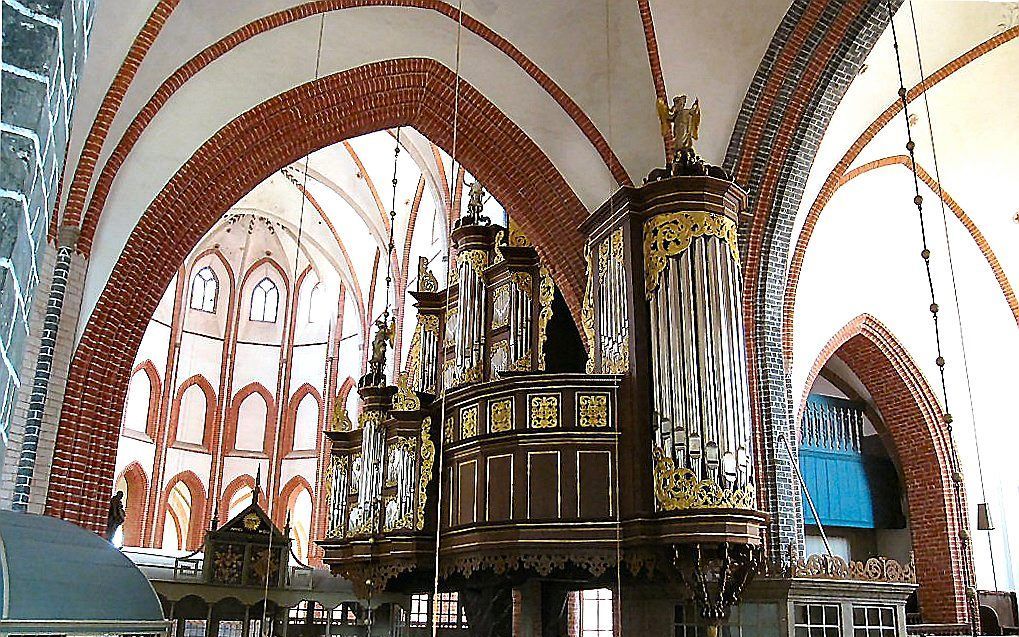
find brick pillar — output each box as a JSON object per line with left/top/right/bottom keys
{"left": 0, "top": 226, "right": 85, "bottom": 512}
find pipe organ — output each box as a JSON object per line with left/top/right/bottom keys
{"left": 319, "top": 175, "right": 767, "bottom": 635}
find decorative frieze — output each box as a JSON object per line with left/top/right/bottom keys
{"left": 528, "top": 395, "right": 560, "bottom": 429}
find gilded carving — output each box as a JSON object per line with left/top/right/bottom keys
{"left": 511, "top": 271, "right": 532, "bottom": 298}
{"left": 536, "top": 266, "right": 554, "bottom": 371}
{"left": 602, "top": 342, "right": 630, "bottom": 375}
{"left": 392, "top": 371, "right": 421, "bottom": 411}
{"left": 489, "top": 398, "right": 513, "bottom": 433}
{"left": 331, "top": 401, "right": 353, "bottom": 432}
{"left": 788, "top": 548, "right": 916, "bottom": 584}
{"left": 578, "top": 394, "right": 609, "bottom": 428}
{"left": 581, "top": 244, "right": 596, "bottom": 373}
{"left": 416, "top": 417, "right": 434, "bottom": 530}
{"left": 444, "top": 416, "right": 456, "bottom": 445}
{"left": 358, "top": 409, "right": 383, "bottom": 430}
{"left": 492, "top": 284, "right": 511, "bottom": 328}
{"left": 643, "top": 211, "right": 739, "bottom": 299}
{"left": 461, "top": 405, "right": 479, "bottom": 439}
{"left": 529, "top": 395, "right": 560, "bottom": 429}
{"left": 417, "top": 255, "right": 438, "bottom": 292}
{"left": 493, "top": 230, "right": 506, "bottom": 264}
{"left": 448, "top": 252, "right": 459, "bottom": 286}
{"left": 652, "top": 447, "right": 754, "bottom": 510}
{"left": 460, "top": 249, "right": 489, "bottom": 276}
{"left": 510, "top": 351, "right": 532, "bottom": 372}
{"left": 508, "top": 218, "right": 532, "bottom": 247}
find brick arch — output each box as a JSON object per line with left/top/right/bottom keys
{"left": 48, "top": 58, "right": 588, "bottom": 532}
{"left": 155, "top": 470, "right": 208, "bottom": 550}
{"left": 723, "top": 0, "right": 902, "bottom": 557}
{"left": 275, "top": 475, "right": 314, "bottom": 528}
{"left": 281, "top": 384, "right": 323, "bottom": 456}
{"left": 224, "top": 383, "right": 277, "bottom": 455}
{"left": 801, "top": 314, "right": 971, "bottom": 624}
{"left": 114, "top": 461, "right": 148, "bottom": 547}
{"left": 167, "top": 374, "right": 217, "bottom": 449}
{"left": 218, "top": 473, "right": 267, "bottom": 524}
{"left": 125, "top": 360, "right": 161, "bottom": 439}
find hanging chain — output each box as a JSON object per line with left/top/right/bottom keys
{"left": 382, "top": 127, "right": 402, "bottom": 322}
{"left": 888, "top": 3, "right": 978, "bottom": 632}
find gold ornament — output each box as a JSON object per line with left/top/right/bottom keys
{"left": 489, "top": 398, "right": 513, "bottom": 433}
{"left": 652, "top": 447, "right": 755, "bottom": 510}
{"left": 460, "top": 249, "right": 489, "bottom": 276}
{"left": 392, "top": 371, "right": 421, "bottom": 411}
{"left": 643, "top": 211, "right": 739, "bottom": 299}
{"left": 536, "top": 266, "right": 554, "bottom": 371}
{"left": 417, "top": 417, "right": 434, "bottom": 530}
{"left": 529, "top": 395, "right": 560, "bottom": 429}
{"left": 581, "top": 244, "right": 596, "bottom": 373}
{"left": 417, "top": 255, "right": 438, "bottom": 292}
{"left": 511, "top": 271, "right": 532, "bottom": 298}
{"left": 460, "top": 405, "right": 479, "bottom": 439}
{"left": 578, "top": 394, "right": 609, "bottom": 428}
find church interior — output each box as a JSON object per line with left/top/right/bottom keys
{"left": 1, "top": 0, "right": 1018, "bottom": 635}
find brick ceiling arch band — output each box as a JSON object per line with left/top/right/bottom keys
{"left": 783, "top": 25, "right": 1019, "bottom": 364}
{"left": 45, "top": 58, "right": 589, "bottom": 530}
{"left": 800, "top": 314, "right": 970, "bottom": 624}
{"left": 790, "top": 156, "right": 1019, "bottom": 343}
{"left": 723, "top": 0, "right": 899, "bottom": 556}
{"left": 67, "top": 0, "right": 631, "bottom": 238}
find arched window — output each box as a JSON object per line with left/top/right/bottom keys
{"left": 250, "top": 277, "right": 279, "bottom": 323}
{"left": 235, "top": 392, "right": 269, "bottom": 452}
{"left": 288, "top": 488, "right": 313, "bottom": 562}
{"left": 175, "top": 383, "right": 209, "bottom": 446}
{"left": 162, "top": 480, "right": 193, "bottom": 551}
{"left": 308, "top": 283, "right": 323, "bottom": 323}
{"left": 190, "top": 266, "right": 218, "bottom": 312}
{"left": 292, "top": 393, "right": 319, "bottom": 451}
{"left": 123, "top": 370, "right": 153, "bottom": 434}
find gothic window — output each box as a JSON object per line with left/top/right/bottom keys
{"left": 250, "top": 277, "right": 279, "bottom": 323}
{"left": 190, "top": 266, "right": 218, "bottom": 312}
{"left": 292, "top": 393, "right": 319, "bottom": 451}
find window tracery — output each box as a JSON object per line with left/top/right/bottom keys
{"left": 190, "top": 266, "right": 218, "bottom": 313}
{"left": 250, "top": 277, "right": 279, "bottom": 322}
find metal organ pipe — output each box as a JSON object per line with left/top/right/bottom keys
{"left": 646, "top": 212, "right": 754, "bottom": 507}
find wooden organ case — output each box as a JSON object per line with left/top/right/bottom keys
{"left": 319, "top": 175, "right": 766, "bottom": 635}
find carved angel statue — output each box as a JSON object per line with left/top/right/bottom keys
{"left": 368, "top": 315, "right": 395, "bottom": 375}
{"left": 657, "top": 95, "right": 701, "bottom": 153}
{"left": 462, "top": 181, "right": 490, "bottom": 225}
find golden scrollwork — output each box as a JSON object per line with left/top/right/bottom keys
{"left": 331, "top": 401, "right": 353, "bottom": 432}
{"left": 581, "top": 244, "right": 596, "bottom": 373}
{"left": 489, "top": 398, "right": 513, "bottom": 433}
{"left": 392, "top": 371, "right": 421, "bottom": 411}
{"left": 643, "top": 211, "right": 740, "bottom": 299}
{"left": 652, "top": 447, "right": 755, "bottom": 510}
{"left": 508, "top": 218, "right": 532, "bottom": 247}
{"left": 578, "top": 394, "right": 609, "bottom": 428}
{"left": 417, "top": 255, "right": 438, "bottom": 292}
{"left": 511, "top": 271, "right": 532, "bottom": 298}
{"left": 602, "top": 342, "right": 630, "bottom": 375}
{"left": 536, "top": 266, "right": 554, "bottom": 371}
{"left": 510, "top": 351, "right": 532, "bottom": 372}
{"left": 460, "top": 405, "right": 479, "bottom": 439}
{"left": 416, "top": 417, "right": 434, "bottom": 530}
{"left": 444, "top": 416, "right": 456, "bottom": 445}
{"left": 358, "top": 409, "right": 383, "bottom": 430}
{"left": 529, "top": 395, "right": 560, "bottom": 429}
{"left": 460, "top": 249, "right": 489, "bottom": 276}
{"left": 788, "top": 548, "right": 916, "bottom": 584}
{"left": 493, "top": 230, "right": 506, "bottom": 264}
{"left": 421, "top": 314, "right": 439, "bottom": 334}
